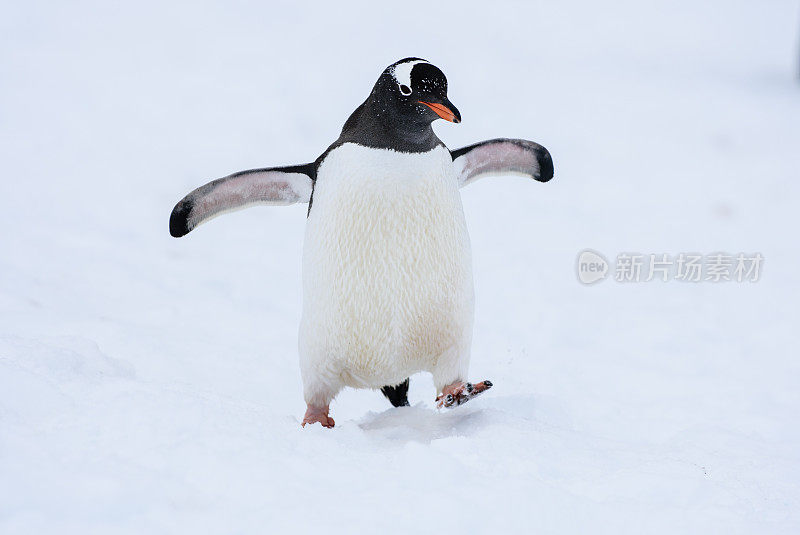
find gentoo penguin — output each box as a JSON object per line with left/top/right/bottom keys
{"left": 170, "top": 58, "right": 554, "bottom": 428}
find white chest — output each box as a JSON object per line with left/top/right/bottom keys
{"left": 298, "top": 143, "right": 473, "bottom": 386}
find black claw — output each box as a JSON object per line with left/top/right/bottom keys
{"left": 484, "top": 380, "right": 493, "bottom": 388}
{"left": 445, "top": 394, "right": 454, "bottom": 405}
{"left": 465, "top": 382, "right": 474, "bottom": 393}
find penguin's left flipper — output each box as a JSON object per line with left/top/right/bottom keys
{"left": 436, "top": 380, "right": 493, "bottom": 409}
{"left": 451, "top": 138, "right": 554, "bottom": 188}
{"left": 169, "top": 164, "right": 314, "bottom": 237}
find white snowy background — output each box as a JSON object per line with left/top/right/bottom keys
{"left": 1, "top": 1, "right": 799, "bottom": 533}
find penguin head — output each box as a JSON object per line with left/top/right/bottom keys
{"left": 378, "top": 58, "right": 461, "bottom": 125}
{"left": 337, "top": 58, "right": 461, "bottom": 152}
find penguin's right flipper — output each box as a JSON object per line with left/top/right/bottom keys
{"left": 169, "top": 164, "right": 314, "bottom": 237}
{"left": 451, "top": 138, "right": 554, "bottom": 188}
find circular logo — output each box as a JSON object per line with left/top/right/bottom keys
{"left": 576, "top": 249, "right": 609, "bottom": 284}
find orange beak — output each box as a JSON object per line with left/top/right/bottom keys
{"left": 418, "top": 101, "right": 461, "bottom": 123}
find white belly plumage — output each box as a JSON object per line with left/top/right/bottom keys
{"left": 298, "top": 143, "right": 473, "bottom": 405}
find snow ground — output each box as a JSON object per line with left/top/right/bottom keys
{"left": 1, "top": 1, "right": 800, "bottom": 533}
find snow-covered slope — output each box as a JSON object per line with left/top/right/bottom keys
{"left": 1, "top": 1, "right": 799, "bottom": 533}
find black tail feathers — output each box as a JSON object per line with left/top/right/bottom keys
{"left": 380, "top": 378, "right": 410, "bottom": 407}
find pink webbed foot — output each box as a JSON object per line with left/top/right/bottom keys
{"left": 435, "top": 380, "right": 493, "bottom": 409}
{"left": 302, "top": 405, "right": 335, "bottom": 428}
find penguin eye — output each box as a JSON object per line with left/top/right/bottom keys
{"left": 399, "top": 84, "right": 412, "bottom": 96}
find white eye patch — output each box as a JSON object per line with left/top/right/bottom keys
{"left": 391, "top": 59, "right": 429, "bottom": 93}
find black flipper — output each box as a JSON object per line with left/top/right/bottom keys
{"left": 169, "top": 164, "right": 315, "bottom": 237}
{"left": 381, "top": 378, "right": 410, "bottom": 407}
{"left": 451, "top": 138, "right": 554, "bottom": 187}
